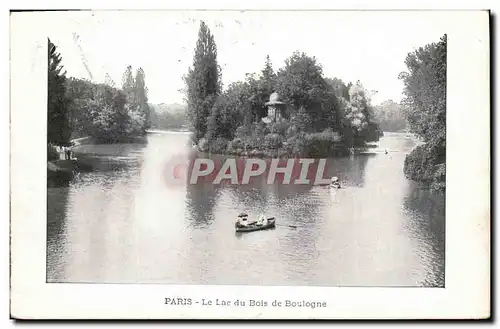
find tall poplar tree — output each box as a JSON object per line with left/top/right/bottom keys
{"left": 121, "top": 65, "right": 135, "bottom": 103}
{"left": 261, "top": 54, "right": 275, "bottom": 84}
{"left": 134, "top": 67, "right": 150, "bottom": 129}
{"left": 184, "top": 21, "right": 221, "bottom": 142}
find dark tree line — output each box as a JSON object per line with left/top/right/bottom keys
{"left": 400, "top": 35, "right": 446, "bottom": 190}
{"left": 48, "top": 39, "right": 71, "bottom": 146}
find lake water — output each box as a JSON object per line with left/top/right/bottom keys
{"left": 47, "top": 132, "right": 445, "bottom": 287}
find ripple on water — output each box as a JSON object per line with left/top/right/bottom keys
{"left": 47, "top": 133, "right": 445, "bottom": 286}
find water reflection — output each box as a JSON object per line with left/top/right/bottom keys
{"left": 185, "top": 182, "right": 222, "bottom": 227}
{"left": 46, "top": 132, "right": 445, "bottom": 286}
{"left": 182, "top": 152, "right": 374, "bottom": 229}
{"left": 324, "top": 154, "right": 375, "bottom": 188}
{"left": 46, "top": 187, "right": 70, "bottom": 281}
{"left": 402, "top": 185, "right": 445, "bottom": 287}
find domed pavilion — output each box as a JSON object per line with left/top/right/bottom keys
{"left": 263, "top": 92, "right": 286, "bottom": 123}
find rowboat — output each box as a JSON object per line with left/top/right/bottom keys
{"left": 235, "top": 217, "right": 276, "bottom": 232}
{"left": 235, "top": 213, "right": 276, "bottom": 233}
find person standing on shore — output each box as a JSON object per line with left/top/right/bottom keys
{"left": 65, "top": 146, "right": 72, "bottom": 160}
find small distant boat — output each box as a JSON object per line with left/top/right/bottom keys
{"left": 235, "top": 213, "right": 276, "bottom": 233}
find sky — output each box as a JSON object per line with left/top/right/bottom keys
{"left": 44, "top": 11, "right": 447, "bottom": 105}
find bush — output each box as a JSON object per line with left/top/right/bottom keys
{"left": 228, "top": 137, "right": 245, "bottom": 150}
{"left": 252, "top": 121, "right": 270, "bottom": 138}
{"left": 197, "top": 138, "right": 208, "bottom": 152}
{"left": 227, "top": 126, "right": 350, "bottom": 157}
{"left": 404, "top": 143, "right": 445, "bottom": 191}
{"left": 404, "top": 144, "right": 437, "bottom": 182}
{"left": 286, "top": 134, "right": 307, "bottom": 156}
{"left": 300, "top": 129, "right": 343, "bottom": 157}
{"left": 263, "top": 133, "right": 283, "bottom": 149}
{"left": 208, "top": 137, "right": 229, "bottom": 154}
{"left": 431, "top": 163, "right": 446, "bottom": 191}
{"left": 286, "top": 125, "right": 299, "bottom": 138}
{"left": 269, "top": 120, "right": 290, "bottom": 136}
{"left": 227, "top": 137, "right": 246, "bottom": 154}
{"left": 234, "top": 125, "right": 251, "bottom": 140}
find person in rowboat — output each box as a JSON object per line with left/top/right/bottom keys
{"left": 256, "top": 214, "right": 267, "bottom": 226}
{"left": 331, "top": 176, "right": 341, "bottom": 188}
{"left": 237, "top": 213, "right": 249, "bottom": 227}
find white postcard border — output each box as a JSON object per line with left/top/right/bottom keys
{"left": 9, "top": 10, "right": 490, "bottom": 319}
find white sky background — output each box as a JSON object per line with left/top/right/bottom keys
{"left": 44, "top": 11, "right": 447, "bottom": 105}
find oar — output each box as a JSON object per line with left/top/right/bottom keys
{"left": 276, "top": 224, "right": 298, "bottom": 229}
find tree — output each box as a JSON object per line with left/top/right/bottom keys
{"left": 275, "top": 52, "right": 344, "bottom": 132}
{"left": 48, "top": 39, "right": 71, "bottom": 145}
{"left": 206, "top": 99, "right": 223, "bottom": 142}
{"left": 325, "top": 77, "right": 350, "bottom": 100}
{"left": 373, "top": 100, "right": 407, "bottom": 132}
{"left": 105, "top": 73, "right": 116, "bottom": 88}
{"left": 85, "top": 84, "right": 129, "bottom": 142}
{"left": 399, "top": 35, "right": 446, "bottom": 190}
{"left": 184, "top": 21, "right": 222, "bottom": 142}
{"left": 399, "top": 35, "right": 446, "bottom": 144}
{"left": 261, "top": 54, "right": 276, "bottom": 86}
{"left": 243, "top": 73, "right": 270, "bottom": 122}
{"left": 276, "top": 52, "right": 327, "bottom": 114}
{"left": 292, "top": 106, "right": 312, "bottom": 133}
{"left": 222, "top": 82, "right": 249, "bottom": 133}
{"left": 121, "top": 65, "right": 135, "bottom": 100}
{"left": 65, "top": 77, "right": 95, "bottom": 138}
{"left": 118, "top": 65, "right": 149, "bottom": 135}
{"left": 149, "top": 103, "right": 188, "bottom": 130}
{"left": 134, "top": 67, "right": 151, "bottom": 130}
{"left": 343, "top": 82, "right": 381, "bottom": 144}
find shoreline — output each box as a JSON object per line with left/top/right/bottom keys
{"left": 195, "top": 146, "right": 380, "bottom": 159}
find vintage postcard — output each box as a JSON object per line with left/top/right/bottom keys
{"left": 10, "top": 9, "right": 490, "bottom": 319}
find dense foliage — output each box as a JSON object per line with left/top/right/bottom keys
{"left": 65, "top": 70, "right": 150, "bottom": 143}
{"left": 184, "top": 21, "right": 222, "bottom": 142}
{"left": 63, "top": 75, "right": 149, "bottom": 145}
{"left": 373, "top": 100, "right": 407, "bottom": 132}
{"left": 185, "top": 23, "right": 382, "bottom": 157}
{"left": 400, "top": 35, "right": 446, "bottom": 190}
{"left": 47, "top": 39, "right": 152, "bottom": 147}
{"left": 48, "top": 39, "right": 71, "bottom": 146}
{"left": 404, "top": 143, "right": 446, "bottom": 191}
{"left": 149, "top": 103, "right": 188, "bottom": 130}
